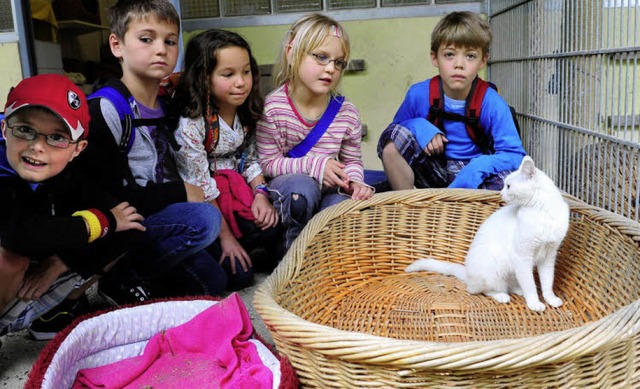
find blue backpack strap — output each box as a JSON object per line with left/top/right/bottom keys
{"left": 287, "top": 95, "right": 345, "bottom": 158}
{"left": 88, "top": 87, "right": 136, "bottom": 153}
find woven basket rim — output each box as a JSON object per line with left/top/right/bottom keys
{"left": 254, "top": 188, "right": 640, "bottom": 373}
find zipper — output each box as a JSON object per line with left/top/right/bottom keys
{"left": 49, "top": 194, "right": 56, "bottom": 216}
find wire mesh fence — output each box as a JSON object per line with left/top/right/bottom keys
{"left": 488, "top": 0, "right": 640, "bottom": 220}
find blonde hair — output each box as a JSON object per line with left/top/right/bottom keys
{"left": 272, "top": 13, "right": 350, "bottom": 94}
{"left": 431, "top": 11, "right": 491, "bottom": 56}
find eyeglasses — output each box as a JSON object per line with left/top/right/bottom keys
{"left": 7, "top": 125, "right": 76, "bottom": 149}
{"left": 308, "top": 53, "right": 348, "bottom": 71}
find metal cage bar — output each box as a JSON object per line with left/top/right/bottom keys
{"left": 488, "top": 0, "right": 640, "bottom": 221}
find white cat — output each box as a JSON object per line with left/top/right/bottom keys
{"left": 405, "top": 156, "right": 570, "bottom": 311}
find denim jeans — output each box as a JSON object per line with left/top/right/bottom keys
{"left": 207, "top": 216, "right": 282, "bottom": 291}
{"left": 268, "top": 174, "right": 349, "bottom": 250}
{"left": 107, "top": 202, "right": 227, "bottom": 296}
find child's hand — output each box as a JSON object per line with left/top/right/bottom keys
{"left": 184, "top": 183, "right": 205, "bottom": 202}
{"left": 219, "top": 233, "right": 252, "bottom": 275}
{"left": 251, "top": 194, "right": 279, "bottom": 230}
{"left": 17, "top": 255, "right": 68, "bottom": 301}
{"left": 323, "top": 159, "right": 349, "bottom": 189}
{"left": 111, "top": 202, "right": 146, "bottom": 232}
{"left": 424, "top": 133, "right": 448, "bottom": 156}
{"left": 349, "top": 182, "right": 374, "bottom": 200}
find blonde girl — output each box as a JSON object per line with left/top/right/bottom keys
{"left": 256, "top": 13, "right": 373, "bottom": 251}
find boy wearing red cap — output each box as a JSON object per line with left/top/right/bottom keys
{"left": 0, "top": 74, "right": 145, "bottom": 338}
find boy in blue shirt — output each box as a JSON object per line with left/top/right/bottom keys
{"left": 378, "top": 11, "right": 525, "bottom": 190}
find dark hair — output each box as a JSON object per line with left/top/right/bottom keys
{"left": 109, "top": 0, "right": 180, "bottom": 39}
{"left": 173, "top": 29, "right": 263, "bottom": 135}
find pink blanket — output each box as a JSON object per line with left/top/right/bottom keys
{"left": 72, "top": 293, "right": 273, "bottom": 389}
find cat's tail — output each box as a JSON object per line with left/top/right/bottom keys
{"left": 405, "top": 258, "right": 467, "bottom": 282}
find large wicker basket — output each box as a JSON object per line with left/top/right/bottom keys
{"left": 254, "top": 189, "right": 640, "bottom": 388}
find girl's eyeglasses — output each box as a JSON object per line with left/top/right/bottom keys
{"left": 309, "top": 53, "right": 348, "bottom": 71}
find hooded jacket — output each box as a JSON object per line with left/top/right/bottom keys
{"left": 0, "top": 138, "right": 139, "bottom": 277}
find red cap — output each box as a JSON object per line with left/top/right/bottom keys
{"left": 4, "top": 74, "right": 90, "bottom": 141}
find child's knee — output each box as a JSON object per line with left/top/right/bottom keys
{"left": 381, "top": 141, "right": 401, "bottom": 162}
{"left": 0, "top": 248, "right": 29, "bottom": 276}
{"left": 201, "top": 204, "right": 222, "bottom": 243}
{"left": 290, "top": 193, "right": 309, "bottom": 223}
{"left": 182, "top": 203, "right": 221, "bottom": 246}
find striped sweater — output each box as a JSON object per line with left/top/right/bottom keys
{"left": 256, "top": 84, "right": 365, "bottom": 186}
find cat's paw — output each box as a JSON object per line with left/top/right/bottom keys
{"left": 545, "top": 295, "right": 563, "bottom": 308}
{"left": 526, "top": 299, "right": 546, "bottom": 312}
{"left": 487, "top": 292, "right": 511, "bottom": 303}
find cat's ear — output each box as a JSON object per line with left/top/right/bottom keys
{"left": 520, "top": 156, "right": 536, "bottom": 179}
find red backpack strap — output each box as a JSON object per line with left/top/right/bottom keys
{"left": 427, "top": 76, "right": 496, "bottom": 153}
{"left": 203, "top": 112, "right": 220, "bottom": 155}
{"left": 158, "top": 72, "right": 181, "bottom": 98}
{"left": 427, "top": 75, "right": 445, "bottom": 130}
{"left": 465, "top": 77, "right": 490, "bottom": 145}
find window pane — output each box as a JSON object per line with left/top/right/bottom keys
{"left": 329, "top": 0, "right": 376, "bottom": 9}
{"left": 223, "top": 0, "right": 270, "bottom": 16}
{"left": 0, "top": 0, "right": 13, "bottom": 32}
{"left": 275, "top": 0, "right": 321, "bottom": 13}
{"left": 382, "top": 0, "right": 429, "bottom": 5}
{"left": 180, "top": 0, "right": 220, "bottom": 19}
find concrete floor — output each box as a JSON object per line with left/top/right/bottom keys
{"left": 0, "top": 272, "right": 273, "bottom": 388}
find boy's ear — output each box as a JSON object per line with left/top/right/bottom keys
{"left": 109, "top": 33, "right": 124, "bottom": 59}
{"left": 69, "top": 139, "right": 88, "bottom": 161}
{"left": 1, "top": 120, "right": 6, "bottom": 139}
{"left": 430, "top": 51, "right": 438, "bottom": 68}
{"left": 479, "top": 52, "right": 489, "bottom": 69}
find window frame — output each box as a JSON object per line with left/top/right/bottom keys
{"left": 0, "top": 0, "right": 19, "bottom": 43}
{"left": 181, "top": 1, "right": 483, "bottom": 30}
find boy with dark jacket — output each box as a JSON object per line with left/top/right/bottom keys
{"left": 76, "top": 0, "right": 225, "bottom": 301}
{"left": 0, "top": 74, "right": 145, "bottom": 337}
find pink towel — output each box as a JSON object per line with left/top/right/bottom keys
{"left": 72, "top": 293, "right": 273, "bottom": 389}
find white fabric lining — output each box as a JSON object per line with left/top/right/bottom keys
{"left": 41, "top": 300, "right": 280, "bottom": 389}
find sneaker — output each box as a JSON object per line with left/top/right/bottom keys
{"left": 28, "top": 296, "right": 88, "bottom": 341}
{"left": 98, "top": 281, "right": 151, "bottom": 307}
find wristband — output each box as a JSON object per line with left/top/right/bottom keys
{"left": 254, "top": 183, "right": 269, "bottom": 197}
{"left": 89, "top": 208, "right": 111, "bottom": 239}
{"left": 72, "top": 209, "right": 111, "bottom": 243}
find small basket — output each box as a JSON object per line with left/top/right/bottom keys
{"left": 27, "top": 297, "right": 299, "bottom": 389}
{"left": 254, "top": 189, "right": 640, "bottom": 388}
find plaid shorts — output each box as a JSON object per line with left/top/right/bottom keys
{"left": 0, "top": 271, "right": 83, "bottom": 335}
{"left": 377, "top": 123, "right": 511, "bottom": 190}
